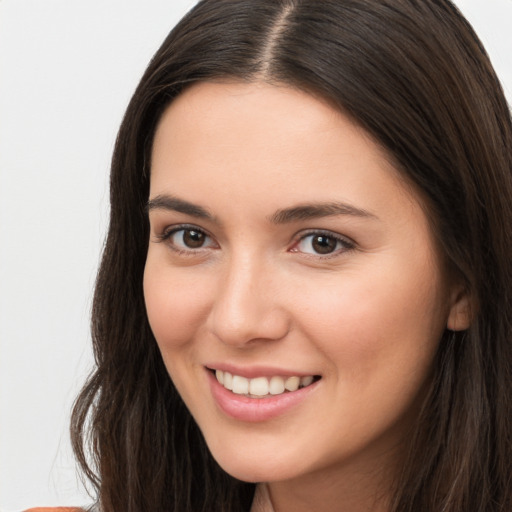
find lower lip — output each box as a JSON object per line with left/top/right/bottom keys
{"left": 207, "top": 370, "right": 319, "bottom": 422}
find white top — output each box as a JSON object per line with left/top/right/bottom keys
{"left": 250, "top": 484, "right": 275, "bottom": 512}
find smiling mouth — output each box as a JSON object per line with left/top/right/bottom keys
{"left": 212, "top": 369, "right": 320, "bottom": 398}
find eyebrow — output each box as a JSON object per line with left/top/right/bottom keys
{"left": 269, "top": 202, "right": 378, "bottom": 224}
{"left": 146, "top": 194, "right": 215, "bottom": 221}
{"left": 146, "top": 194, "right": 377, "bottom": 224}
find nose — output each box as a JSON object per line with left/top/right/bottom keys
{"left": 207, "top": 254, "right": 290, "bottom": 347}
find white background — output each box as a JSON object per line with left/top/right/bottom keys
{"left": 0, "top": 1, "right": 511, "bottom": 510}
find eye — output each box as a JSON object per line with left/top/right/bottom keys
{"left": 292, "top": 231, "right": 354, "bottom": 256}
{"left": 158, "top": 226, "right": 217, "bottom": 252}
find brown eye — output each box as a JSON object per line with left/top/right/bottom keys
{"left": 182, "top": 229, "right": 206, "bottom": 248}
{"left": 164, "top": 227, "right": 216, "bottom": 252}
{"left": 311, "top": 235, "right": 337, "bottom": 254}
{"left": 293, "top": 231, "right": 353, "bottom": 257}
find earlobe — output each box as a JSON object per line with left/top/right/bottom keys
{"left": 446, "top": 285, "right": 473, "bottom": 331}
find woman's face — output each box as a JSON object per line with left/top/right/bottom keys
{"left": 144, "top": 82, "right": 464, "bottom": 486}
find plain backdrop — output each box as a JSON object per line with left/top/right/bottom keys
{"left": 0, "top": 1, "right": 511, "bottom": 510}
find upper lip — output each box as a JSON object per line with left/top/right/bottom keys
{"left": 206, "top": 364, "right": 319, "bottom": 379}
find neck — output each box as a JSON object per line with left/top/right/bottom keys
{"left": 265, "top": 452, "right": 396, "bottom": 512}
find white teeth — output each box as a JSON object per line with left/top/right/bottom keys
{"left": 300, "top": 375, "right": 314, "bottom": 387}
{"left": 249, "top": 376, "right": 269, "bottom": 396}
{"left": 285, "top": 376, "right": 300, "bottom": 392}
{"left": 269, "top": 376, "right": 285, "bottom": 395}
{"left": 223, "top": 371, "right": 233, "bottom": 390}
{"left": 213, "top": 369, "right": 316, "bottom": 397}
{"left": 232, "top": 375, "right": 249, "bottom": 395}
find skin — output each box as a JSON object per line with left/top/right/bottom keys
{"left": 143, "top": 81, "right": 469, "bottom": 511}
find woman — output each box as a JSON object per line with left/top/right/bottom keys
{"left": 51, "top": 0, "right": 512, "bottom": 511}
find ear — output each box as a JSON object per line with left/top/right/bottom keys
{"left": 446, "top": 284, "right": 473, "bottom": 331}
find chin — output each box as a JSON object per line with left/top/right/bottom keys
{"left": 205, "top": 439, "right": 306, "bottom": 483}
{"left": 217, "top": 458, "right": 294, "bottom": 484}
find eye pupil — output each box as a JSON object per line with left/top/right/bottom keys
{"left": 312, "top": 235, "right": 337, "bottom": 254}
{"left": 183, "top": 229, "right": 205, "bottom": 248}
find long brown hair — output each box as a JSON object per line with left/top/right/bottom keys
{"left": 71, "top": 1, "right": 512, "bottom": 510}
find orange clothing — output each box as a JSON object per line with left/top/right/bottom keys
{"left": 25, "top": 508, "right": 83, "bottom": 512}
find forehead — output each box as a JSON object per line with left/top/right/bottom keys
{"left": 153, "top": 82, "right": 395, "bottom": 177}
{"left": 150, "top": 81, "right": 423, "bottom": 225}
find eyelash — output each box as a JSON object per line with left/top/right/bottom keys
{"left": 155, "top": 224, "right": 217, "bottom": 256}
{"left": 155, "top": 224, "right": 355, "bottom": 258}
{"left": 290, "top": 229, "right": 355, "bottom": 258}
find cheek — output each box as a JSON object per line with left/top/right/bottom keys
{"left": 143, "top": 259, "right": 212, "bottom": 351}
{"left": 292, "top": 260, "right": 448, "bottom": 380}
